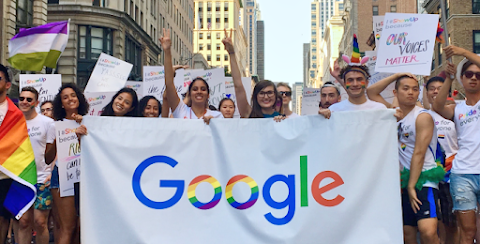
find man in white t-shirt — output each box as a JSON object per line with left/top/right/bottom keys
{"left": 18, "top": 86, "right": 56, "bottom": 244}
{"left": 318, "top": 64, "right": 386, "bottom": 118}
{"left": 276, "top": 83, "right": 299, "bottom": 118}
{"left": 368, "top": 72, "right": 443, "bottom": 243}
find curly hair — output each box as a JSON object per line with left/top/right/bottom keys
{"left": 137, "top": 95, "right": 161, "bottom": 117}
{"left": 53, "top": 83, "right": 89, "bottom": 121}
{"left": 340, "top": 65, "right": 370, "bottom": 80}
{"left": 101, "top": 88, "right": 139, "bottom": 117}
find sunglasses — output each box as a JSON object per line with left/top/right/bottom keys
{"left": 279, "top": 91, "right": 292, "bottom": 97}
{"left": 463, "top": 71, "right": 480, "bottom": 80}
{"left": 19, "top": 97, "right": 33, "bottom": 102}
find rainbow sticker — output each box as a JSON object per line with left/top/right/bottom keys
{"left": 187, "top": 175, "right": 222, "bottom": 210}
{"left": 438, "top": 135, "right": 445, "bottom": 139}
{"left": 225, "top": 175, "right": 259, "bottom": 210}
{"left": 375, "top": 34, "right": 380, "bottom": 40}
{"left": 401, "top": 143, "right": 406, "bottom": 151}
{"left": 404, "top": 133, "right": 409, "bottom": 138}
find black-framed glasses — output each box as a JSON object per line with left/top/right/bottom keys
{"left": 19, "top": 97, "right": 33, "bottom": 102}
{"left": 463, "top": 71, "right": 480, "bottom": 80}
{"left": 41, "top": 107, "right": 53, "bottom": 113}
{"left": 397, "top": 122, "right": 403, "bottom": 140}
{"left": 258, "top": 91, "right": 275, "bottom": 98}
{"left": 279, "top": 91, "right": 292, "bottom": 97}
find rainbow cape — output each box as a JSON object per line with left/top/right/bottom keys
{"left": 0, "top": 97, "right": 36, "bottom": 219}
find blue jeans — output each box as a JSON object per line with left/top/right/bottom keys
{"left": 51, "top": 165, "right": 59, "bottom": 189}
{"left": 450, "top": 173, "right": 480, "bottom": 211}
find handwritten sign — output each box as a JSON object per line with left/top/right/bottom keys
{"left": 19, "top": 74, "right": 61, "bottom": 112}
{"left": 225, "top": 77, "right": 252, "bottom": 118}
{"left": 84, "top": 53, "right": 132, "bottom": 93}
{"left": 190, "top": 68, "right": 225, "bottom": 109}
{"left": 143, "top": 66, "right": 184, "bottom": 102}
{"left": 85, "top": 92, "right": 116, "bottom": 116}
{"left": 55, "top": 120, "right": 81, "bottom": 197}
{"left": 373, "top": 16, "right": 384, "bottom": 48}
{"left": 366, "top": 51, "right": 395, "bottom": 103}
{"left": 301, "top": 88, "right": 320, "bottom": 115}
{"left": 375, "top": 13, "right": 438, "bottom": 75}
{"left": 125, "top": 81, "right": 143, "bottom": 99}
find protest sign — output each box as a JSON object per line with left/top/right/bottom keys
{"left": 55, "top": 120, "right": 81, "bottom": 197}
{"left": 143, "top": 66, "right": 185, "bottom": 101}
{"left": 84, "top": 53, "right": 132, "bottom": 93}
{"left": 19, "top": 74, "right": 61, "bottom": 112}
{"left": 375, "top": 13, "right": 438, "bottom": 75}
{"left": 190, "top": 68, "right": 225, "bottom": 109}
{"left": 82, "top": 111, "right": 402, "bottom": 243}
{"left": 373, "top": 16, "right": 384, "bottom": 48}
{"left": 301, "top": 88, "right": 320, "bottom": 115}
{"left": 225, "top": 77, "right": 252, "bottom": 117}
{"left": 366, "top": 51, "right": 395, "bottom": 103}
{"left": 125, "top": 81, "right": 143, "bottom": 99}
{"left": 85, "top": 92, "right": 116, "bottom": 116}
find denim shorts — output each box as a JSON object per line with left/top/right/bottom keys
{"left": 450, "top": 173, "right": 480, "bottom": 211}
{"left": 51, "top": 165, "right": 59, "bottom": 189}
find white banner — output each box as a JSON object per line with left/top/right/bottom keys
{"left": 85, "top": 92, "right": 116, "bottom": 116}
{"left": 81, "top": 111, "right": 402, "bottom": 243}
{"left": 19, "top": 74, "right": 61, "bottom": 112}
{"left": 366, "top": 51, "right": 395, "bottom": 103}
{"left": 84, "top": 53, "right": 132, "bottom": 93}
{"left": 55, "top": 120, "right": 81, "bottom": 197}
{"left": 301, "top": 88, "right": 320, "bottom": 115}
{"left": 375, "top": 13, "right": 438, "bottom": 75}
{"left": 190, "top": 68, "right": 225, "bottom": 109}
{"left": 373, "top": 16, "right": 384, "bottom": 48}
{"left": 125, "top": 81, "right": 143, "bottom": 99}
{"left": 143, "top": 66, "right": 185, "bottom": 102}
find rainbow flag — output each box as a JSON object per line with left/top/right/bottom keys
{"left": 351, "top": 34, "right": 360, "bottom": 63}
{"left": 0, "top": 97, "right": 36, "bottom": 219}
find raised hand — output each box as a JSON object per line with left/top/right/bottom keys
{"left": 159, "top": 28, "right": 172, "bottom": 51}
{"left": 222, "top": 29, "right": 235, "bottom": 54}
{"left": 444, "top": 61, "right": 456, "bottom": 77}
{"left": 330, "top": 60, "right": 341, "bottom": 80}
{"left": 444, "top": 45, "right": 466, "bottom": 60}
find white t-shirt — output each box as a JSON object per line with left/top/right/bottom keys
{"left": 287, "top": 112, "right": 300, "bottom": 118}
{"left": 0, "top": 100, "right": 8, "bottom": 180}
{"left": 398, "top": 106, "right": 438, "bottom": 188}
{"left": 27, "top": 114, "right": 56, "bottom": 183}
{"left": 172, "top": 100, "right": 224, "bottom": 119}
{"left": 452, "top": 100, "right": 480, "bottom": 174}
{"left": 431, "top": 111, "right": 458, "bottom": 158}
{"left": 329, "top": 99, "right": 387, "bottom": 112}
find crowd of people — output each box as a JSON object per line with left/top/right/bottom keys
{"left": 0, "top": 28, "right": 479, "bottom": 244}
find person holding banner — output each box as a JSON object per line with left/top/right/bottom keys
{"left": 161, "top": 29, "right": 223, "bottom": 122}
{"left": 40, "top": 101, "right": 54, "bottom": 119}
{"left": 319, "top": 82, "right": 341, "bottom": 109}
{"left": 51, "top": 83, "right": 88, "bottom": 244}
{"left": 138, "top": 96, "right": 161, "bottom": 117}
{"left": 101, "top": 88, "right": 139, "bottom": 117}
{"left": 17, "top": 87, "right": 56, "bottom": 244}
{"left": 368, "top": 73, "right": 444, "bottom": 244}
{"left": 218, "top": 98, "right": 235, "bottom": 118}
{"left": 277, "top": 83, "right": 299, "bottom": 118}
{"left": 432, "top": 45, "right": 480, "bottom": 244}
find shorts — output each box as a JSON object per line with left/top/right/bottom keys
{"left": 0, "top": 179, "right": 13, "bottom": 219}
{"left": 450, "top": 173, "right": 480, "bottom": 211}
{"left": 438, "top": 182, "right": 456, "bottom": 226}
{"left": 402, "top": 187, "right": 439, "bottom": 226}
{"left": 51, "top": 165, "right": 59, "bottom": 189}
{"left": 34, "top": 183, "right": 53, "bottom": 210}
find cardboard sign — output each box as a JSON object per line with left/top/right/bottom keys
{"left": 55, "top": 120, "right": 81, "bottom": 197}
{"left": 373, "top": 16, "right": 384, "bottom": 48}
{"left": 366, "top": 51, "right": 395, "bottom": 103}
{"left": 301, "top": 88, "right": 321, "bottom": 115}
{"left": 125, "top": 81, "right": 143, "bottom": 99}
{"left": 375, "top": 13, "right": 439, "bottom": 75}
{"left": 85, "top": 92, "right": 116, "bottom": 116}
{"left": 143, "top": 66, "right": 184, "bottom": 102}
{"left": 84, "top": 53, "right": 132, "bottom": 92}
{"left": 19, "top": 74, "right": 61, "bottom": 112}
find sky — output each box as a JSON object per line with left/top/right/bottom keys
{"left": 258, "top": 0, "right": 312, "bottom": 85}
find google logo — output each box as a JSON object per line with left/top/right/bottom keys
{"left": 132, "top": 155, "right": 345, "bottom": 225}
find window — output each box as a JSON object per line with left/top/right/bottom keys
{"left": 199, "top": 33, "right": 203, "bottom": 39}
{"left": 125, "top": 35, "right": 142, "bottom": 79}
{"left": 207, "top": 44, "right": 211, "bottom": 50}
{"left": 474, "top": 31, "right": 480, "bottom": 53}
{"left": 311, "top": 3, "right": 316, "bottom": 11}
{"left": 198, "top": 2, "right": 203, "bottom": 12}
{"left": 135, "top": 5, "right": 139, "bottom": 22}
{"left": 216, "top": 43, "right": 220, "bottom": 50}
{"left": 312, "top": 55, "right": 317, "bottom": 60}
{"left": 312, "top": 63, "right": 317, "bottom": 68}
{"left": 437, "top": 43, "right": 443, "bottom": 65}
{"left": 224, "top": 54, "right": 228, "bottom": 61}
{"left": 199, "top": 18, "right": 203, "bottom": 29}
{"left": 216, "top": 2, "right": 220, "bottom": 11}
{"left": 373, "top": 6, "right": 379, "bottom": 16}
{"left": 224, "top": 2, "right": 228, "bottom": 11}
{"left": 312, "top": 14, "right": 316, "bottom": 19}
{"left": 207, "top": 33, "right": 211, "bottom": 39}
{"left": 390, "top": 5, "right": 397, "bottom": 12}
{"left": 207, "top": 2, "right": 211, "bottom": 11}
{"left": 151, "top": 0, "right": 156, "bottom": 15}
{"left": 431, "top": 53, "right": 435, "bottom": 71}
{"left": 216, "top": 33, "right": 221, "bottom": 39}
{"left": 199, "top": 44, "right": 203, "bottom": 51}
{"left": 207, "top": 55, "right": 211, "bottom": 61}
{"left": 16, "top": 0, "right": 33, "bottom": 28}
{"left": 474, "top": 0, "right": 480, "bottom": 14}
{"left": 216, "top": 55, "right": 220, "bottom": 61}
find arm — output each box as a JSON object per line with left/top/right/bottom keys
{"left": 161, "top": 91, "right": 170, "bottom": 118}
{"left": 330, "top": 60, "right": 345, "bottom": 88}
{"left": 222, "top": 29, "right": 251, "bottom": 118}
{"left": 45, "top": 141, "right": 56, "bottom": 165}
{"left": 160, "top": 28, "right": 180, "bottom": 112}
{"left": 422, "top": 80, "right": 430, "bottom": 110}
{"left": 367, "top": 73, "right": 413, "bottom": 108}
{"left": 445, "top": 45, "right": 480, "bottom": 68}
{"left": 432, "top": 62, "right": 456, "bottom": 121}
{"left": 407, "top": 113, "right": 435, "bottom": 213}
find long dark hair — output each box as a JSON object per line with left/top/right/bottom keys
{"left": 249, "top": 80, "right": 279, "bottom": 118}
{"left": 138, "top": 96, "right": 161, "bottom": 117}
{"left": 53, "top": 83, "right": 89, "bottom": 121}
{"left": 187, "top": 78, "right": 210, "bottom": 107}
{"left": 101, "top": 88, "right": 139, "bottom": 117}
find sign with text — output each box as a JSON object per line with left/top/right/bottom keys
{"left": 190, "top": 68, "right": 225, "bottom": 109}
{"left": 55, "top": 120, "right": 81, "bottom": 197}
{"left": 84, "top": 53, "right": 132, "bottom": 93}
{"left": 375, "top": 13, "right": 438, "bottom": 75}
{"left": 19, "top": 74, "right": 61, "bottom": 112}
{"left": 366, "top": 51, "right": 395, "bottom": 103}
{"left": 143, "top": 66, "right": 185, "bottom": 102}
{"left": 85, "top": 92, "right": 116, "bottom": 116}
{"left": 125, "top": 81, "right": 143, "bottom": 99}
{"left": 373, "top": 16, "right": 384, "bottom": 48}
{"left": 301, "top": 88, "right": 320, "bottom": 115}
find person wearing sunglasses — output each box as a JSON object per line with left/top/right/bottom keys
{"left": 17, "top": 86, "right": 56, "bottom": 244}
{"left": 40, "top": 101, "right": 54, "bottom": 119}
{"left": 433, "top": 45, "right": 480, "bottom": 244}
{"left": 276, "top": 83, "right": 299, "bottom": 118}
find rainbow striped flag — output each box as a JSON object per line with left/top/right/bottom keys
{"left": 0, "top": 97, "right": 36, "bottom": 219}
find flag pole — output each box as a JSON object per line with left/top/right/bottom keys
{"left": 439, "top": 0, "right": 454, "bottom": 79}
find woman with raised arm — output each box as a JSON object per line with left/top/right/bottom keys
{"left": 160, "top": 28, "right": 223, "bottom": 123}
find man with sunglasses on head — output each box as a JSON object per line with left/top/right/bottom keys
{"left": 276, "top": 83, "right": 299, "bottom": 118}
{"left": 17, "top": 86, "right": 56, "bottom": 244}
{"left": 319, "top": 82, "right": 341, "bottom": 109}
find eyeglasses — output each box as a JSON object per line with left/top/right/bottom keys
{"left": 258, "top": 91, "right": 275, "bottom": 98}
{"left": 463, "top": 71, "right": 480, "bottom": 80}
{"left": 41, "top": 107, "right": 53, "bottom": 113}
{"left": 279, "top": 91, "right": 292, "bottom": 97}
{"left": 19, "top": 97, "right": 33, "bottom": 102}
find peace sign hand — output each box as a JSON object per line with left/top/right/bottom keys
{"left": 222, "top": 29, "right": 235, "bottom": 54}
{"left": 159, "top": 28, "right": 172, "bottom": 51}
